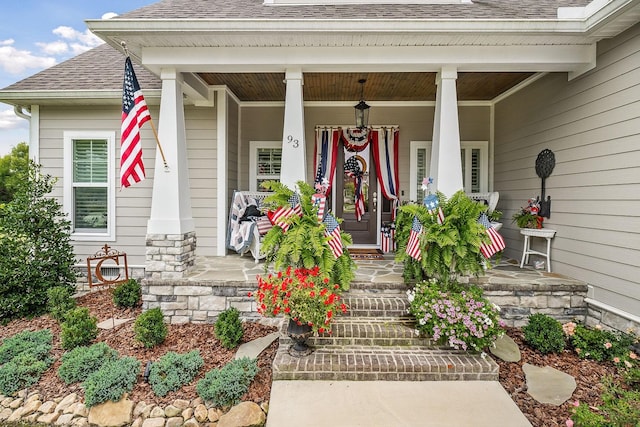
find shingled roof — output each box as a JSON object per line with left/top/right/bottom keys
{"left": 116, "top": 0, "right": 590, "bottom": 20}
{"left": 2, "top": 44, "right": 160, "bottom": 92}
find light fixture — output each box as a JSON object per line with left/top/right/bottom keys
{"left": 354, "top": 78, "right": 370, "bottom": 129}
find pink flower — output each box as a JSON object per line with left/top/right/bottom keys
{"left": 572, "top": 400, "right": 580, "bottom": 407}
{"left": 625, "top": 360, "right": 633, "bottom": 368}
{"left": 604, "top": 342, "right": 612, "bottom": 349}
{"left": 630, "top": 352, "right": 637, "bottom": 360}
{"left": 613, "top": 357, "right": 620, "bottom": 364}
{"left": 566, "top": 420, "right": 574, "bottom": 427}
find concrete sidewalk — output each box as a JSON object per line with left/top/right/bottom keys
{"left": 266, "top": 381, "right": 532, "bottom": 427}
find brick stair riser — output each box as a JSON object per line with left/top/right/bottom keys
{"left": 343, "top": 295, "right": 410, "bottom": 318}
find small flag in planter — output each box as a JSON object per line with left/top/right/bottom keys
{"left": 406, "top": 216, "right": 423, "bottom": 261}
{"left": 323, "top": 212, "right": 343, "bottom": 258}
{"left": 478, "top": 213, "right": 506, "bottom": 258}
{"left": 311, "top": 193, "right": 327, "bottom": 222}
{"left": 380, "top": 222, "right": 396, "bottom": 253}
{"left": 268, "top": 193, "right": 303, "bottom": 232}
{"left": 423, "top": 194, "right": 444, "bottom": 225}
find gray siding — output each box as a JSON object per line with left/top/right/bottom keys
{"left": 494, "top": 23, "right": 640, "bottom": 315}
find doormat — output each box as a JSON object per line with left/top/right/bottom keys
{"left": 349, "top": 248, "right": 384, "bottom": 260}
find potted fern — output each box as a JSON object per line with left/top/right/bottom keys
{"left": 396, "top": 190, "right": 506, "bottom": 352}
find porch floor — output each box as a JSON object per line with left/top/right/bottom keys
{"left": 186, "top": 253, "right": 582, "bottom": 286}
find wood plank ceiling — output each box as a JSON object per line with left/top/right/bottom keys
{"left": 198, "top": 72, "right": 534, "bottom": 102}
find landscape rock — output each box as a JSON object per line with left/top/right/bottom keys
{"left": 164, "top": 404, "right": 181, "bottom": 417}
{"left": 9, "top": 398, "right": 24, "bottom": 409}
{"left": 39, "top": 400, "right": 57, "bottom": 414}
{"left": 55, "top": 393, "right": 78, "bottom": 413}
{"left": 194, "top": 403, "right": 208, "bottom": 422}
{"left": 73, "top": 403, "right": 89, "bottom": 417}
{"left": 55, "top": 413, "right": 76, "bottom": 425}
{"left": 130, "top": 417, "right": 143, "bottom": 427}
{"left": 208, "top": 407, "right": 219, "bottom": 422}
{"left": 73, "top": 417, "right": 90, "bottom": 427}
{"left": 490, "top": 334, "right": 521, "bottom": 362}
{"left": 0, "top": 408, "right": 12, "bottom": 421}
{"left": 37, "top": 411, "right": 61, "bottom": 424}
{"left": 182, "top": 407, "right": 194, "bottom": 420}
{"left": 523, "top": 363, "right": 577, "bottom": 406}
{"left": 25, "top": 393, "right": 41, "bottom": 403}
{"left": 183, "top": 417, "right": 200, "bottom": 427}
{"left": 87, "top": 397, "right": 134, "bottom": 427}
{"left": 6, "top": 407, "right": 24, "bottom": 422}
{"left": 217, "top": 402, "right": 266, "bottom": 427}
{"left": 166, "top": 416, "right": 185, "bottom": 427}
{"left": 173, "top": 399, "right": 190, "bottom": 410}
{"left": 133, "top": 401, "right": 147, "bottom": 418}
{"left": 21, "top": 399, "right": 42, "bottom": 416}
{"left": 141, "top": 417, "right": 165, "bottom": 427}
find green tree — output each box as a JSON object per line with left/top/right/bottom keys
{"left": 0, "top": 142, "right": 29, "bottom": 203}
{"left": 0, "top": 162, "right": 77, "bottom": 321}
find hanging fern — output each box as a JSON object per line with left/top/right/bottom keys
{"left": 259, "top": 180, "right": 356, "bottom": 290}
{"left": 395, "top": 190, "right": 498, "bottom": 286}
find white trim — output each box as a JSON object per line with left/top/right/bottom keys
{"left": 216, "top": 89, "right": 228, "bottom": 256}
{"left": 63, "top": 130, "right": 116, "bottom": 242}
{"left": 409, "top": 140, "right": 488, "bottom": 201}
{"left": 265, "top": 0, "right": 472, "bottom": 4}
{"left": 249, "top": 141, "right": 282, "bottom": 192}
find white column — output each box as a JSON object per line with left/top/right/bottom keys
{"left": 430, "top": 66, "right": 464, "bottom": 198}
{"left": 147, "top": 68, "right": 194, "bottom": 234}
{"left": 216, "top": 89, "right": 228, "bottom": 256}
{"left": 280, "top": 68, "right": 306, "bottom": 190}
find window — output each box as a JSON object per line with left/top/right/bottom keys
{"left": 64, "top": 131, "right": 115, "bottom": 240}
{"left": 409, "top": 141, "right": 488, "bottom": 201}
{"left": 249, "top": 141, "right": 282, "bottom": 191}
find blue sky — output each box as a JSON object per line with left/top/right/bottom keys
{"left": 0, "top": 0, "right": 156, "bottom": 156}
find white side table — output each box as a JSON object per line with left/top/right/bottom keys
{"left": 519, "top": 228, "right": 556, "bottom": 272}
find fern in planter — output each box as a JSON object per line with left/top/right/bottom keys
{"left": 395, "top": 191, "right": 491, "bottom": 286}
{"left": 259, "top": 180, "right": 356, "bottom": 290}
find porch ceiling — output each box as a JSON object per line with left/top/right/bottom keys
{"left": 198, "top": 72, "right": 534, "bottom": 102}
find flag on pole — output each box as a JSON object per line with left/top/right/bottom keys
{"left": 323, "top": 212, "right": 343, "bottom": 258}
{"left": 268, "top": 193, "right": 302, "bottom": 232}
{"left": 478, "top": 213, "right": 506, "bottom": 258}
{"left": 121, "top": 57, "right": 150, "bottom": 188}
{"left": 406, "top": 216, "right": 424, "bottom": 261}
{"left": 311, "top": 193, "right": 327, "bottom": 222}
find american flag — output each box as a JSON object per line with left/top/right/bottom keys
{"left": 268, "top": 193, "right": 302, "bottom": 232}
{"left": 120, "top": 57, "right": 150, "bottom": 188}
{"left": 344, "top": 156, "right": 365, "bottom": 221}
{"left": 478, "top": 213, "right": 506, "bottom": 258}
{"left": 323, "top": 212, "right": 343, "bottom": 258}
{"left": 406, "top": 216, "right": 423, "bottom": 261}
{"left": 423, "top": 194, "right": 445, "bottom": 225}
{"left": 311, "top": 193, "right": 327, "bottom": 222}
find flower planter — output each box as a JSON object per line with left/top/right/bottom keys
{"left": 287, "top": 318, "right": 313, "bottom": 357}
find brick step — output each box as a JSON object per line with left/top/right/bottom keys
{"left": 279, "top": 317, "right": 440, "bottom": 347}
{"left": 342, "top": 293, "right": 409, "bottom": 318}
{"left": 349, "top": 281, "right": 412, "bottom": 294}
{"left": 272, "top": 346, "right": 499, "bottom": 381}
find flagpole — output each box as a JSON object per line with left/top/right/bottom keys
{"left": 121, "top": 41, "right": 169, "bottom": 172}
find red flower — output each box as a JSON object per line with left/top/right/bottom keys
{"left": 318, "top": 327, "right": 325, "bottom": 334}
{"left": 247, "top": 292, "right": 253, "bottom": 297}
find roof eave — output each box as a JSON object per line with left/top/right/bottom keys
{"left": 0, "top": 90, "right": 161, "bottom": 107}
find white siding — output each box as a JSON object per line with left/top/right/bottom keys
{"left": 494, "top": 23, "right": 640, "bottom": 315}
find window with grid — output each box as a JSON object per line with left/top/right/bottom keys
{"left": 64, "top": 132, "right": 115, "bottom": 240}
{"left": 250, "top": 141, "right": 281, "bottom": 191}
{"left": 410, "top": 141, "right": 488, "bottom": 201}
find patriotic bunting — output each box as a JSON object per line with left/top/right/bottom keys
{"left": 344, "top": 155, "right": 366, "bottom": 221}
{"left": 323, "top": 212, "right": 343, "bottom": 258}
{"left": 478, "top": 213, "right": 506, "bottom": 258}
{"left": 406, "top": 216, "right": 424, "bottom": 261}
{"left": 313, "top": 128, "right": 340, "bottom": 195}
{"left": 371, "top": 128, "right": 400, "bottom": 219}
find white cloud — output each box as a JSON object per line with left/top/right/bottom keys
{"left": 36, "top": 40, "right": 68, "bottom": 55}
{"left": 52, "top": 26, "right": 103, "bottom": 50}
{"left": 102, "top": 12, "right": 118, "bottom": 20}
{"left": 0, "top": 108, "right": 29, "bottom": 130}
{"left": 0, "top": 39, "right": 57, "bottom": 75}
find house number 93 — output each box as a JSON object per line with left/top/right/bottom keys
{"left": 286, "top": 135, "right": 299, "bottom": 148}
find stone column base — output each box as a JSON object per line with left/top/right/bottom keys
{"left": 145, "top": 232, "right": 196, "bottom": 280}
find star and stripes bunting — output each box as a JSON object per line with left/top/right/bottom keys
{"left": 406, "top": 216, "right": 424, "bottom": 261}
{"left": 313, "top": 128, "right": 340, "bottom": 195}
{"left": 344, "top": 155, "right": 366, "bottom": 221}
{"left": 371, "top": 127, "right": 400, "bottom": 219}
{"left": 267, "top": 193, "right": 302, "bottom": 232}
{"left": 120, "top": 57, "right": 150, "bottom": 188}
{"left": 478, "top": 213, "right": 506, "bottom": 258}
{"left": 323, "top": 212, "right": 343, "bottom": 258}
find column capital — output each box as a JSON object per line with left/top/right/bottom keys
{"left": 284, "top": 68, "right": 303, "bottom": 82}
{"left": 436, "top": 66, "right": 458, "bottom": 83}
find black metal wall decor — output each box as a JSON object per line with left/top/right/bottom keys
{"left": 535, "top": 149, "right": 555, "bottom": 218}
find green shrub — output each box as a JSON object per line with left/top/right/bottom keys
{"left": 83, "top": 356, "right": 141, "bottom": 407}
{"left": 215, "top": 307, "right": 244, "bottom": 349}
{"left": 0, "top": 162, "right": 77, "bottom": 321}
{"left": 134, "top": 308, "right": 167, "bottom": 348}
{"left": 571, "top": 378, "right": 640, "bottom": 426}
{"left": 47, "top": 285, "right": 77, "bottom": 321}
{"left": 0, "top": 329, "right": 53, "bottom": 395}
{"left": 60, "top": 307, "right": 98, "bottom": 350}
{"left": 112, "top": 279, "right": 141, "bottom": 309}
{"left": 58, "top": 342, "right": 119, "bottom": 384}
{"left": 0, "top": 353, "right": 52, "bottom": 395}
{"left": 149, "top": 350, "right": 204, "bottom": 397}
{"left": 570, "top": 324, "right": 635, "bottom": 362}
{"left": 523, "top": 313, "right": 565, "bottom": 354}
{"left": 196, "top": 357, "right": 258, "bottom": 407}
{"left": 0, "top": 329, "right": 53, "bottom": 364}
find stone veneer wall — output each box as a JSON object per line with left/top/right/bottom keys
{"left": 586, "top": 303, "right": 640, "bottom": 336}
{"left": 142, "top": 280, "right": 259, "bottom": 324}
{"left": 146, "top": 232, "right": 197, "bottom": 280}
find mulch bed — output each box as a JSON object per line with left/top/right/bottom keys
{"left": 0, "top": 293, "right": 624, "bottom": 426}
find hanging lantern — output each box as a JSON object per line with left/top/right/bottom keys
{"left": 354, "top": 79, "right": 370, "bottom": 129}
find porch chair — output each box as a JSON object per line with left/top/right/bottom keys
{"left": 226, "top": 190, "right": 274, "bottom": 262}
{"left": 466, "top": 191, "right": 502, "bottom": 230}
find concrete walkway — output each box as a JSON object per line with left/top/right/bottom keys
{"left": 266, "top": 381, "right": 532, "bottom": 427}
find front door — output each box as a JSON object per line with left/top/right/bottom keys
{"left": 335, "top": 147, "right": 378, "bottom": 245}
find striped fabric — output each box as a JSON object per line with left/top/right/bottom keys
{"left": 323, "top": 212, "right": 343, "bottom": 258}
{"left": 406, "top": 216, "right": 423, "bottom": 261}
{"left": 478, "top": 213, "right": 506, "bottom": 258}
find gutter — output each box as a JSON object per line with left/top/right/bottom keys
{"left": 13, "top": 105, "right": 30, "bottom": 121}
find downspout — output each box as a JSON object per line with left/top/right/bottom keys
{"left": 13, "top": 105, "right": 39, "bottom": 162}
